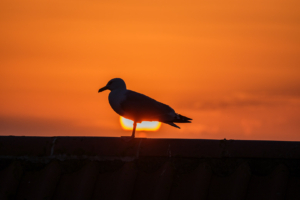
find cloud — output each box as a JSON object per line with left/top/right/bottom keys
{"left": 0, "top": 115, "right": 118, "bottom": 137}
{"left": 187, "top": 93, "right": 300, "bottom": 111}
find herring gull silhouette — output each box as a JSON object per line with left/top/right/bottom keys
{"left": 98, "top": 78, "right": 192, "bottom": 138}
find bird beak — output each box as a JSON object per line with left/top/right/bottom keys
{"left": 98, "top": 86, "right": 108, "bottom": 93}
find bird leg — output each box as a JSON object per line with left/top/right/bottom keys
{"left": 122, "top": 121, "right": 137, "bottom": 142}
{"left": 131, "top": 121, "right": 137, "bottom": 138}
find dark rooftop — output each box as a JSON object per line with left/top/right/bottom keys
{"left": 0, "top": 136, "right": 299, "bottom": 200}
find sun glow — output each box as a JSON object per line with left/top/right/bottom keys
{"left": 120, "top": 117, "right": 161, "bottom": 131}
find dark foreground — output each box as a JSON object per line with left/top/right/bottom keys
{"left": 0, "top": 136, "right": 299, "bottom": 200}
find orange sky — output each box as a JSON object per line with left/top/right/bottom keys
{"left": 1, "top": 0, "right": 300, "bottom": 140}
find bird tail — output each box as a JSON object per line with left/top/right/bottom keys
{"left": 164, "top": 114, "right": 192, "bottom": 129}
{"left": 165, "top": 122, "right": 181, "bottom": 129}
{"left": 173, "top": 114, "right": 192, "bottom": 123}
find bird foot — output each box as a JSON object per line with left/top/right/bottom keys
{"left": 121, "top": 136, "right": 134, "bottom": 142}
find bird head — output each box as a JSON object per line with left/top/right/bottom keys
{"left": 98, "top": 78, "right": 126, "bottom": 92}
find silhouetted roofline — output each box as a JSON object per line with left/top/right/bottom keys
{"left": 1, "top": 136, "right": 300, "bottom": 199}
{"left": 1, "top": 136, "right": 299, "bottom": 159}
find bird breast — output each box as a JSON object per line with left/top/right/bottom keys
{"left": 108, "top": 90, "right": 126, "bottom": 116}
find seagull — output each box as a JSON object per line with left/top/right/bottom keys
{"left": 98, "top": 78, "right": 192, "bottom": 138}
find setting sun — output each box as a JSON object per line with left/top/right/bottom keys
{"left": 120, "top": 117, "right": 161, "bottom": 131}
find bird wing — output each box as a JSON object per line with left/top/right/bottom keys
{"left": 120, "top": 90, "right": 174, "bottom": 122}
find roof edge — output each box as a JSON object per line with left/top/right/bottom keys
{"left": 0, "top": 136, "right": 299, "bottom": 159}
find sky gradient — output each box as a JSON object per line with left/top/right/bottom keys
{"left": 1, "top": 0, "right": 300, "bottom": 140}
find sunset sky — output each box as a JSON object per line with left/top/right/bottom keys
{"left": 1, "top": 0, "right": 300, "bottom": 140}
